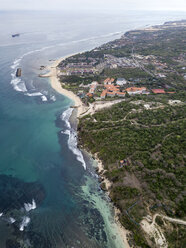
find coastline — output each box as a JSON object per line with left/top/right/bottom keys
{"left": 40, "top": 54, "right": 87, "bottom": 118}
{"left": 44, "top": 55, "right": 131, "bottom": 247}
{"left": 41, "top": 57, "right": 126, "bottom": 119}
{"left": 94, "top": 153, "right": 131, "bottom": 248}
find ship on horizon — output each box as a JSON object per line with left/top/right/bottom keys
{"left": 12, "top": 33, "right": 20, "bottom": 38}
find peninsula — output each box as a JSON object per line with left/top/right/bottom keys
{"left": 46, "top": 20, "right": 186, "bottom": 248}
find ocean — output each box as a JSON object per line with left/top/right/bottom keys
{"left": 0, "top": 10, "right": 185, "bottom": 248}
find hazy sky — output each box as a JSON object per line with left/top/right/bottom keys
{"left": 0, "top": 0, "right": 186, "bottom": 11}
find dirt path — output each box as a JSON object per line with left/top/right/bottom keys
{"left": 81, "top": 99, "right": 125, "bottom": 117}
{"left": 153, "top": 214, "right": 186, "bottom": 226}
{"left": 141, "top": 215, "right": 168, "bottom": 248}
{"left": 141, "top": 213, "right": 186, "bottom": 248}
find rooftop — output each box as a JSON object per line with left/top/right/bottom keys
{"left": 152, "top": 89, "right": 166, "bottom": 94}
{"left": 126, "top": 87, "right": 147, "bottom": 92}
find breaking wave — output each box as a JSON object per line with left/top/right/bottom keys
{"left": 61, "top": 108, "right": 86, "bottom": 170}
{"left": 25, "top": 92, "right": 43, "bottom": 97}
{"left": 24, "top": 199, "right": 37, "bottom": 212}
{"left": 10, "top": 46, "right": 55, "bottom": 94}
{"left": 41, "top": 95, "right": 48, "bottom": 102}
{"left": 50, "top": 95, "right": 56, "bottom": 101}
{"left": 25, "top": 91, "right": 48, "bottom": 101}
{"left": 19, "top": 216, "right": 30, "bottom": 231}
{"left": 11, "top": 58, "right": 22, "bottom": 70}
{"left": 9, "top": 217, "right": 16, "bottom": 224}
{"left": 10, "top": 73, "right": 27, "bottom": 92}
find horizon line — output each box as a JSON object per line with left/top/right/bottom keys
{"left": 0, "top": 8, "right": 186, "bottom": 12}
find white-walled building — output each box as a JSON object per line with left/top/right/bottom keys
{"left": 116, "top": 78, "right": 127, "bottom": 86}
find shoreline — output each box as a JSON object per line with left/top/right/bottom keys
{"left": 41, "top": 20, "right": 171, "bottom": 245}
{"left": 43, "top": 55, "right": 131, "bottom": 247}
{"left": 40, "top": 54, "right": 88, "bottom": 118}
{"left": 94, "top": 153, "right": 131, "bottom": 248}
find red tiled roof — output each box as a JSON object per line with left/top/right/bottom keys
{"left": 125, "top": 87, "right": 147, "bottom": 92}
{"left": 104, "top": 78, "right": 110, "bottom": 83}
{"left": 152, "top": 89, "right": 165, "bottom": 94}
{"left": 104, "top": 78, "right": 115, "bottom": 84}
{"left": 105, "top": 84, "right": 120, "bottom": 91}
{"left": 101, "top": 90, "right": 107, "bottom": 97}
{"left": 86, "top": 93, "right": 93, "bottom": 97}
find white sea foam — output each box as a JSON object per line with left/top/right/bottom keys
{"left": 16, "top": 82, "right": 27, "bottom": 92}
{"left": 10, "top": 76, "right": 27, "bottom": 92}
{"left": 9, "top": 217, "right": 16, "bottom": 224}
{"left": 41, "top": 95, "right": 47, "bottom": 102}
{"left": 29, "top": 80, "right": 35, "bottom": 90}
{"left": 66, "top": 129, "right": 86, "bottom": 170}
{"left": 10, "top": 46, "right": 55, "bottom": 94}
{"left": 24, "top": 199, "right": 36, "bottom": 212}
{"left": 50, "top": 95, "right": 56, "bottom": 101}
{"left": 19, "top": 216, "right": 30, "bottom": 231}
{"left": 100, "top": 31, "right": 122, "bottom": 38}
{"left": 10, "top": 77, "right": 21, "bottom": 86}
{"left": 61, "top": 108, "right": 72, "bottom": 129}
{"left": 42, "top": 90, "right": 48, "bottom": 95}
{"left": 61, "top": 108, "right": 86, "bottom": 170}
{"left": 11, "top": 58, "right": 22, "bottom": 69}
{"left": 25, "top": 92, "right": 43, "bottom": 96}
{"left": 69, "top": 31, "right": 122, "bottom": 45}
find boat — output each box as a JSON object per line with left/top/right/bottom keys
{"left": 16, "top": 68, "right": 22, "bottom": 77}
{"left": 12, "top": 34, "right": 20, "bottom": 38}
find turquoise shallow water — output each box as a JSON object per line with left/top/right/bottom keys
{"left": 0, "top": 10, "right": 186, "bottom": 248}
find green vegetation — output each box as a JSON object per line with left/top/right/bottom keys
{"left": 164, "top": 222, "right": 186, "bottom": 248}
{"left": 61, "top": 20, "right": 186, "bottom": 247}
{"left": 78, "top": 96, "right": 186, "bottom": 247}
{"left": 127, "top": 105, "right": 186, "bottom": 125}
{"left": 102, "top": 67, "right": 152, "bottom": 81}
{"left": 60, "top": 75, "right": 100, "bottom": 86}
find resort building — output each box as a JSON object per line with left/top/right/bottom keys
{"left": 104, "top": 78, "right": 115, "bottom": 85}
{"left": 151, "top": 89, "right": 165, "bottom": 94}
{"left": 100, "top": 83, "right": 125, "bottom": 98}
{"left": 116, "top": 92, "right": 126, "bottom": 97}
{"left": 116, "top": 78, "right": 127, "bottom": 86}
{"left": 125, "top": 87, "right": 147, "bottom": 95}
{"left": 106, "top": 91, "right": 116, "bottom": 97}
{"left": 101, "top": 90, "right": 107, "bottom": 99}
{"left": 105, "top": 84, "right": 120, "bottom": 92}
{"left": 89, "top": 81, "right": 98, "bottom": 94}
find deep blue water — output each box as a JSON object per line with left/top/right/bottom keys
{"left": 0, "top": 10, "right": 185, "bottom": 248}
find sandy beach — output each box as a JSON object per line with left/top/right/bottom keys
{"left": 40, "top": 57, "right": 126, "bottom": 118}
{"left": 40, "top": 55, "right": 87, "bottom": 118}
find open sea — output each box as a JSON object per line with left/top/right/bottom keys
{"left": 0, "top": 10, "right": 185, "bottom": 248}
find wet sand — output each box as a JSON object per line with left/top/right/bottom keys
{"left": 40, "top": 55, "right": 88, "bottom": 118}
